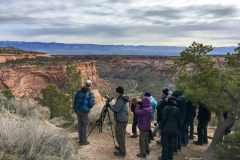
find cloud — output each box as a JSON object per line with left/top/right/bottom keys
{"left": 0, "top": 0, "right": 240, "bottom": 46}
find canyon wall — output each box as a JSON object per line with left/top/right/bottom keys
{"left": 0, "top": 62, "right": 105, "bottom": 105}
{"left": 57, "top": 55, "right": 227, "bottom": 77}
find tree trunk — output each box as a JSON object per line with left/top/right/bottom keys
{"left": 200, "top": 98, "right": 239, "bottom": 160}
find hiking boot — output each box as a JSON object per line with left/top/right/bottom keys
{"left": 193, "top": 141, "right": 202, "bottom": 145}
{"left": 130, "top": 133, "right": 138, "bottom": 138}
{"left": 114, "top": 151, "right": 126, "bottom": 157}
{"left": 80, "top": 141, "right": 90, "bottom": 145}
{"left": 146, "top": 150, "right": 150, "bottom": 154}
{"left": 189, "top": 135, "right": 195, "bottom": 140}
{"left": 173, "top": 151, "right": 178, "bottom": 155}
{"left": 115, "top": 146, "right": 120, "bottom": 150}
{"left": 137, "top": 153, "right": 146, "bottom": 158}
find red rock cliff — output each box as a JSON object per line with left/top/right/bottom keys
{"left": 0, "top": 62, "right": 105, "bottom": 104}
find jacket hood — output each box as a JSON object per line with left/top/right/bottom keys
{"left": 77, "top": 86, "right": 90, "bottom": 94}
{"left": 118, "top": 95, "right": 129, "bottom": 102}
{"left": 167, "top": 98, "right": 177, "bottom": 106}
{"left": 142, "top": 97, "right": 151, "bottom": 108}
{"left": 172, "top": 90, "right": 183, "bottom": 97}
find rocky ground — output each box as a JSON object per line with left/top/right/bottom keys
{"left": 70, "top": 124, "right": 210, "bottom": 160}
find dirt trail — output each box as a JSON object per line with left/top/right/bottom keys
{"left": 71, "top": 123, "right": 210, "bottom": 160}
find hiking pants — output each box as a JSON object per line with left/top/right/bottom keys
{"left": 161, "top": 132, "right": 175, "bottom": 160}
{"left": 115, "top": 121, "right": 127, "bottom": 154}
{"left": 132, "top": 113, "right": 139, "bottom": 134}
{"left": 77, "top": 110, "right": 89, "bottom": 143}
{"left": 197, "top": 120, "right": 208, "bottom": 144}
{"left": 139, "top": 131, "right": 149, "bottom": 154}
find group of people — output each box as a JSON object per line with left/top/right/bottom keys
{"left": 73, "top": 80, "right": 212, "bottom": 160}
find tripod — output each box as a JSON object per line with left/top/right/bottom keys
{"left": 88, "top": 105, "right": 116, "bottom": 146}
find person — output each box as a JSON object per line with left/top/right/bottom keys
{"left": 107, "top": 86, "right": 129, "bottom": 157}
{"left": 135, "top": 97, "right": 153, "bottom": 158}
{"left": 223, "top": 112, "right": 236, "bottom": 135}
{"left": 159, "top": 97, "right": 181, "bottom": 160}
{"left": 181, "top": 101, "right": 196, "bottom": 145}
{"left": 74, "top": 80, "right": 95, "bottom": 145}
{"left": 154, "top": 88, "right": 169, "bottom": 144}
{"left": 194, "top": 102, "right": 211, "bottom": 145}
{"left": 144, "top": 91, "right": 158, "bottom": 142}
{"left": 172, "top": 89, "right": 186, "bottom": 153}
{"left": 130, "top": 97, "right": 140, "bottom": 138}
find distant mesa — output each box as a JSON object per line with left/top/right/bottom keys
{"left": 0, "top": 41, "right": 236, "bottom": 56}
{"left": 0, "top": 47, "right": 51, "bottom": 63}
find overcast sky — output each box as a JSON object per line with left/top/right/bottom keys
{"left": 0, "top": 0, "right": 239, "bottom": 46}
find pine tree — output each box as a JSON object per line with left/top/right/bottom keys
{"left": 170, "top": 42, "right": 240, "bottom": 160}
{"left": 35, "top": 84, "right": 73, "bottom": 122}
{"left": 63, "top": 62, "right": 82, "bottom": 107}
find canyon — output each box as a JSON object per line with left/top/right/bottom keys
{"left": 56, "top": 55, "right": 226, "bottom": 77}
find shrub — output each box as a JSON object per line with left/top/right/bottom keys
{"left": 1, "top": 89, "right": 15, "bottom": 100}
{"left": 0, "top": 114, "right": 75, "bottom": 160}
{"left": 0, "top": 93, "right": 49, "bottom": 120}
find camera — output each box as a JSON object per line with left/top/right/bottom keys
{"left": 105, "top": 94, "right": 113, "bottom": 103}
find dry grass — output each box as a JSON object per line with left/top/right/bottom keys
{"left": 0, "top": 93, "right": 77, "bottom": 160}
{"left": 0, "top": 93, "right": 50, "bottom": 120}
{"left": 0, "top": 113, "right": 76, "bottom": 160}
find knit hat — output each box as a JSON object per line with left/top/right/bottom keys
{"left": 172, "top": 90, "right": 183, "bottom": 97}
{"left": 144, "top": 91, "right": 152, "bottom": 97}
{"left": 116, "top": 86, "right": 124, "bottom": 95}
{"left": 162, "top": 88, "right": 169, "bottom": 96}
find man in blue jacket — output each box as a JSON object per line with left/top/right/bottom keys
{"left": 74, "top": 80, "right": 95, "bottom": 145}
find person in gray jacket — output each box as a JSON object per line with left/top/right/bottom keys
{"left": 107, "top": 86, "right": 129, "bottom": 157}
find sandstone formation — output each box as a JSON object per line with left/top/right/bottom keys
{"left": 0, "top": 62, "right": 105, "bottom": 105}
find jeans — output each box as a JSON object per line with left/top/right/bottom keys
{"left": 161, "top": 132, "right": 175, "bottom": 160}
{"left": 132, "top": 113, "right": 139, "bottom": 133}
{"left": 77, "top": 110, "right": 89, "bottom": 143}
{"left": 153, "top": 124, "right": 159, "bottom": 135}
{"left": 197, "top": 120, "right": 208, "bottom": 144}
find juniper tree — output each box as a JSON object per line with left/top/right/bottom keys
{"left": 63, "top": 62, "right": 82, "bottom": 107}
{"left": 36, "top": 84, "right": 73, "bottom": 122}
{"left": 170, "top": 42, "right": 240, "bottom": 160}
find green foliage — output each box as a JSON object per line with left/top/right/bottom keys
{"left": 217, "top": 124, "right": 240, "bottom": 160}
{"left": 169, "top": 41, "right": 232, "bottom": 112}
{"left": 1, "top": 89, "right": 15, "bottom": 100}
{"left": 0, "top": 56, "right": 85, "bottom": 68}
{"left": 63, "top": 62, "right": 82, "bottom": 107}
{"left": 35, "top": 84, "right": 73, "bottom": 122}
{"left": 223, "top": 124, "right": 240, "bottom": 148}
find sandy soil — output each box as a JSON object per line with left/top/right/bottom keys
{"left": 70, "top": 123, "right": 210, "bottom": 160}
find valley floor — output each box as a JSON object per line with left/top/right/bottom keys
{"left": 70, "top": 124, "right": 210, "bottom": 160}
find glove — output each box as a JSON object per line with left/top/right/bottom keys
{"left": 106, "top": 103, "right": 110, "bottom": 108}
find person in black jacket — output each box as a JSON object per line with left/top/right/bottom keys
{"left": 181, "top": 101, "right": 196, "bottom": 145}
{"left": 159, "top": 97, "right": 181, "bottom": 160}
{"left": 172, "top": 90, "right": 186, "bottom": 153}
{"left": 153, "top": 88, "right": 169, "bottom": 144}
{"left": 130, "top": 97, "right": 139, "bottom": 138}
{"left": 194, "top": 102, "right": 211, "bottom": 145}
